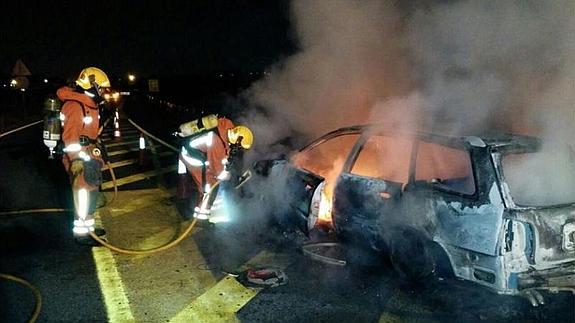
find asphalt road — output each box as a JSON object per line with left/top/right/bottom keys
{"left": 0, "top": 102, "right": 573, "bottom": 322}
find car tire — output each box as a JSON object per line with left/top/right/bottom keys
{"left": 389, "top": 229, "right": 436, "bottom": 281}
{"left": 345, "top": 243, "right": 387, "bottom": 272}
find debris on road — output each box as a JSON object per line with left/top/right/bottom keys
{"left": 234, "top": 268, "right": 288, "bottom": 288}
{"left": 302, "top": 242, "right": 347, "bottom": 266}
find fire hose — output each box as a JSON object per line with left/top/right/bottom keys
{"left": 0, "top": 119, "right": 120, "bottom": 217}
{"left": 0, "top": 160, "right": 119, "bottom": 218}
{"left": 0, "top": 118, "right": 235, "bottom": 319}
{"left": 84, "top": 118, "right": 201, "bottom": 255}
{"left": 0, "top": 273, "right": 42, "bottom": 323}
{"left": 0, "top": 118, "right": 193, "bottom": 254}
{"left": 0, "top": 123, "right": 119, "bottom": 322}
{"left": 0, "top": 121, "right": 119, "bottom": 321}
{"left": 90, "top": 116, "right": 253, "bottom": 254}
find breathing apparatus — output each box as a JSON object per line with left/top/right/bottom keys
{"left": 42, "top": 97, "right": 63, "bottom": 159}
{"left": 176, "top": 114, "right": 219, "bottom": 138}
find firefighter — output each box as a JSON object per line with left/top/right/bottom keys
{"left": 57, "top": 67, "right": 110, "bottom": 246}
{"left": 177, "top": 115, "right": 253, "bottom": 221}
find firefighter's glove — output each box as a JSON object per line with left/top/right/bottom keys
{"left": 70, "top": 160, "right": 84, "bottom": 177}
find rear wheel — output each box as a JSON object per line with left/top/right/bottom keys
{"left": 389, "top": 229, "right": 436, "bottom": 281}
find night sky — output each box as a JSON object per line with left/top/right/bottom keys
{"left": 0, "top": 0, "right": 293, "bottom": 79}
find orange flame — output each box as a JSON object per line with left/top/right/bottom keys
{"left": 317, "top": 186, "right": 333, "bottom": 225}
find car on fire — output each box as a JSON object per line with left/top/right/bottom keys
{"left": 244, "top": 124, "right": 575, "bottom": 305}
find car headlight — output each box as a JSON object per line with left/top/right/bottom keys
{"left": 563, "top": 222, "right": 575, "bottom": 251}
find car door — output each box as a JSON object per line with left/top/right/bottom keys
{"left": 249, "top": 128, "right": 362, "bottom": 235}
{"left": 408, "top": 140, "right": 504, "bottom": 256}
{"left": 332, "top": 132, "right": 414, "bottom": 250}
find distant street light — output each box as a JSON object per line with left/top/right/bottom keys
{"left": 44, "top": 78, "right": 49, "bottom": 83}
{"left": 10, "top": 79, "right": 17, "bottom": 87}
{"left": 128, "top": 74, "right": 136, "bottom": 82}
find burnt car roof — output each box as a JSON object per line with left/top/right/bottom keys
{"left": 302, "top": 124, "right": 541, "bottom": 154}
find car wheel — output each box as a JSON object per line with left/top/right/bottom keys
{"left": 389, "top": 229, "right": 436, "bottom": 281}
{"left": 345, "top": 243, "right": 385, "bottom": 270}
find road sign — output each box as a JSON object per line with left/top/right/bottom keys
{"left": 148, "top": 79, "right": 159, "bottom": 92}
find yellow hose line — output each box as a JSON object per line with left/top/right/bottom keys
{"left": 0, "top": 273, "right": 42, "bottom": 323}
{"left": 90, "top": 218, "right": 198, "bottom": 255}
{"left": 90, "top": 181, "right": 220, "bottom": 255}
{"left": 0, "top": 162, "right": 118, "bottom": 217}
{"left": 106, "top": 161, "right": 118, "bottom": 206}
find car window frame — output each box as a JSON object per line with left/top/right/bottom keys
{"left": 411, "top": 139, "right": 479, "bottom": 199}
{"left": 346, "top": 131, "right": 415, "bottom": 185}
{"left": 292, "top": 127, "right": 363, "bottom": 175}
{"left": 494, "top": 148, "right": 575, "bottom": 209}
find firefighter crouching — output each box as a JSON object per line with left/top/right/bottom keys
{"left": 176, "top": 115, "right": 253, "bottom": 222}
{"left": 57, "top": 67, "right": 110, "bottom": 246}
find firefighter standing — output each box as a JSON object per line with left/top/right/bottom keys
{"left": 177, "top": 115, "right": 253, "bottom": 221}
{"left": 57, "top": 67, "right": 110, "bottom": 246}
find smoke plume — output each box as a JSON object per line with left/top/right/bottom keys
{"left": 240, "top": 0, "right": 575, "bottom": 206}
{"left": 243, "top": 0, "right": 412, "bottom": 144}
{"left": 407, "top": 0, "right": 575, "bottom": 205}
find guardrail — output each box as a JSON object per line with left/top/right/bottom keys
{"left": 126, "top": 118, "right": 179, "bottom": 153}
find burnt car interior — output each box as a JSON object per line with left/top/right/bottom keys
{"left": 295, "top": 130, "right": 477, "bottom": 197}
{"left": 412, "top": 140, "right": 476, "bottom": 196}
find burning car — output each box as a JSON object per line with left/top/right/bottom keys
{"left": 245, "top": 125, "right": 575, "bottom": 305}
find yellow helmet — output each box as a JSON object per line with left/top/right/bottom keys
{"left": 75, "top": 67, "right": 111, "bottom": 90}
{"left": 228, "top": 125, "right": 253, "bottom": 149}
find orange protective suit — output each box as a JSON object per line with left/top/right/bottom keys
{"left": 57, "top": 86, "right": 102, "bottom": 186}
{"left": 180, "top": 117, "right": 235, "bottom": 197}
{"left": 57, "top": 86, "right": 104, "bottom": 236}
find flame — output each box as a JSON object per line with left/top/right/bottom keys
{"left": 317, "top": 186, "right": 333, "bottom": 225}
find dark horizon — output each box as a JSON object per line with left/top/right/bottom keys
{"left": 0, "top": 0, "right": 294, "bottom": 79}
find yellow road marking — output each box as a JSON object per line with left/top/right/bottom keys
{"left": 102, "top": 151, "right": 175, "bottom": 170}
{"left": 102, "top": 134, "right": 139, "bottom": 143}
{"left": 169, "top": 250, "right": 292, "bottom": 322}
{"left": 106, "top": 147, "right": 139, "bottom": 157}
{"left": 378, "top": 312, "right": 402, "bottom": 323}
{"left": 102, "top": 158, "right": 139, "bottom": 170}
{"left": 93, "top": 186, "right": 291, "bottom": 322}
{"left": 92, "top": 212, "right": 134, "bottom": 321}
{"left": 103, "top": 140, "right": 139, "bottom": 148}
{"left": 169, "top": 276, "right": 257, "bottom": 323}
{"left": 387, "top": 294, "right": 433, "bottom": 315}
{"left": 93, "top": 188, "right": 220, "bottom": 321}
{"left": 101, "top": 165, "right": 177, "bottom": 189}
{"left": 92, "top": 245, "right": 135, "bottom": 322}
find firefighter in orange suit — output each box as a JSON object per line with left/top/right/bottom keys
{"left": 57, "top": 67, "right": 110, "bottom": 246}
{"left": 177, "top": 115, "right": 253, "bottom": 220}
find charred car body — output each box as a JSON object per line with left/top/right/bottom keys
{"left": 246, "top": 125, "right": 575, "bottom": 305}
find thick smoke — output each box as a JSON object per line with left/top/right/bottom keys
{"left": 240, "top": 0, "right": 575, "bottom": 207}
{"left": 408, "top": 0, "right": 575, "bottom": 205}
{"left": 243, "top": 0, "right": 412, "bottom": 146}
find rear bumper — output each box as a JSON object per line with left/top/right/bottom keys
{"left": 518, "top": 263, "right": 575, "bottom": 294}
